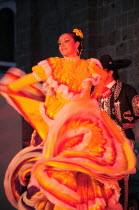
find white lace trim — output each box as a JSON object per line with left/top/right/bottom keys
{"left": 63, "top": 57, "right": 80, "bottom": 61}
{"left": 39, "top": 102, "right": 53, "bottom": 126}
{"left": 32, "top": 72, "right": 42, "bottom": 81}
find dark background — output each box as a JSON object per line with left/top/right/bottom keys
{"left": 0, "top": 0, "right": 139, "bottom": 209}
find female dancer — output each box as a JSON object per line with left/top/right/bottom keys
{"left": 0, "top": 29, "right": 136, "bottom": 209}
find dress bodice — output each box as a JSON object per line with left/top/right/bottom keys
{"left": 32, "top": 57, "right": 101, "bottom": 119}
{"left": 33, "top": 57, "right": 101, "bottom": 101}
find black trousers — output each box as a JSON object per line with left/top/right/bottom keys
{"left": 118, "top": 176, "right": 129, "bottom": 210}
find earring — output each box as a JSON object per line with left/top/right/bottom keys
{"left": 77, "top": 48, "right": 79, "bottom": 55}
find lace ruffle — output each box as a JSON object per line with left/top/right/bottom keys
{"left": 38, "top": 58, "right": 100, "bottom": 101}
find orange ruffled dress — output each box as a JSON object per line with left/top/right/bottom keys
{"left": 1, "top": 57, "right": 136, "bottom": 210}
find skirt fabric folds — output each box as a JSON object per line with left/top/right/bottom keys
{"left": 1, "top": 68, "right": 136, "bottom": 209}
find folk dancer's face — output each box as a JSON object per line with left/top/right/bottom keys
{"left": 58, "top": 33, "right": 79, "bottom": 57}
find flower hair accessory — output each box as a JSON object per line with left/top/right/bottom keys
{"left": 73, "top": 28, "right": 84, "bottom": 39}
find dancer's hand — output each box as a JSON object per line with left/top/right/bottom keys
{"left": 81, "top": 78, "right": 94, "bottom": 100}
{"left": 0, "top": 84, "right": 9, "bottom": 93}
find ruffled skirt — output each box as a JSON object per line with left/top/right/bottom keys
{"left": 1, "top": 68, "right": 136, "bottom": 209}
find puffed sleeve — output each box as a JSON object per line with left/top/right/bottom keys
{"left": 88, "top": 58, "right": 109, "bottom": 100}
{"left": 88, "top": 58, "right": 107, "bottom": 80}
{"left": 32, "top": 65, "right": 47, "bottom": 81}
{"left": 8, "top": 65, "right": 47, "bottom": 92}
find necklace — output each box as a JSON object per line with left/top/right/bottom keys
{"left": 63, "top": 57, "right": 80, "bottom": 61}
